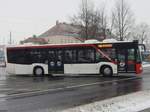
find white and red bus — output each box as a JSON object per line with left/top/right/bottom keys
{"left": 5, "top": 40, "right": 143, "bottom": 76}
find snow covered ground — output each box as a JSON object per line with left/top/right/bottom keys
{"left": 143, "top": 62, "right": 150, "bottom": 68}
{"left": 62, "top": 91, "right": 150, "bottom": 112}
{"left": 61, "top": 63, "right": 150, "bottom": 112}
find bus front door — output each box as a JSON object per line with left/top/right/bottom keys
{"left": 48, "top": 50, "right": 64, "bottom": 74}
{"left": 117, "top": 48, "right": 136, "bottom": 73}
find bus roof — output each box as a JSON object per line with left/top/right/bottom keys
{"left": 6, "top": 40, "right": 138, "bottom": 49}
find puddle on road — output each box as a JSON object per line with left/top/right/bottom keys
{"left": 0, "top": 67, "right": 7, "bottom": 80}
{"left": 0, "top": 76, "right": 6, "bottom": 81}
{"left": 0, "top": 94, "right": 7, "bottom": 98}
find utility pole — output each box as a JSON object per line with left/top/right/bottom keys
{"left": 9, "top": 31, "right": 12, "bottom": 45}
{"left": 3, "top": 37, "right": 5, "bottom": 45}
{"left": 121, "top": 0, "right": 124, "bottom": 41}
{"left": 82, "top": 0, "right": 88, "bottom": 40}
{"left": 85, "top": 0, "right": 88, "bottom": 40}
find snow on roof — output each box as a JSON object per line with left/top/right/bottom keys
{"left": 84, "top": 39, "right": 101, "bottom": 44}
{"left": 102, "top": 39, "right": 117, "bottom": 43}
{"left": 7, "top": 39, "right": 136, "bottom": 49}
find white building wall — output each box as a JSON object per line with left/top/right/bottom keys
{"left": 45, "top": 35, "right": 82, "bottom": 44}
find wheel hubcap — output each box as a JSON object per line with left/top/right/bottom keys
{"left": 36, "top": 68, "right": 42, "bottom": 75}
{"left": 104, "top": 68, "right": 111, "bottom": 75}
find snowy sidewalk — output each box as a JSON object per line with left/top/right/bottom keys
{"left": 62, "top": 91, "right": 150, "bottom": 112}
{"left": 142, "top": 62, "right": 150, "bottom": 68}
{"left": 143, "top": 64, "right": 150, "bottom": 68}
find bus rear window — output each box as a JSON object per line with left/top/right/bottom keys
{"left": 7, "top": 49, "right": 31, "bottom": 64}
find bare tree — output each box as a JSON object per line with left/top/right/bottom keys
{"left": 132, "top": 23, "right": 150, "bottom": 44}
{"left": 112, "top": 0, "right": 134, "bottom": 41}
{"left": 70, "top": 0, "right": 108, "bottom": 40}
{"left": 71, "top": 0, "right": 94, "bottom": 39}
{"left": 97, "top": 5, "right": 108, "bottom": 39}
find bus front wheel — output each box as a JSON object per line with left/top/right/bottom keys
{"left": 100, "top": 66, "right": 113, "bottom": 77}
{"left": 33, "top": 66, "right": 44, "bottom": 77}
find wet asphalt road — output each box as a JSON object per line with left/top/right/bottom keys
{"left": 0, "top": 67, "right": 149, "bottom": 112}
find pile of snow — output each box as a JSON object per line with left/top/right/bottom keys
{"left": 62, "top": 90, "right": 150, "bottom": 112}
{"left": 142, "top": 61, "right": 150, "bottom": 68}
{"left": 0, "top": 61, "right": 5, "bottom": 67}
{"left": 84, "top": 39, "right": 100, "bottom": 44}
{"left": 84, "top": 39, "right": 118, "bottom": 44}
{"left": 102, "top": 39, "right": 117, "bottom": 43}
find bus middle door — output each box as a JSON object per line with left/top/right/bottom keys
{"left": 55, "top": 50, "right": 64, "bottom": 74}
{"left": 48, "top": 50, "right": 64, "bottom": 74}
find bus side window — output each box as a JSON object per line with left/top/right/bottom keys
{"left": 96, "top": 48, "right": 116, "bottom": 62}
{"left": 13, "top": 49, "right": 31, "bottom": 64}
{"left": 96, "top": 52, "right": 103, "bottom": 62}
{"left": 7, "top": 50, "right": 17, "bottom": 63}
{"left": 30, "top": 48, "right": 45, "bottom": 63}
{"left": 77, "top": 48, "right": 95, "bottom": 63}
{"left": 66, "top": 52, "right": 71, "bottom": 61}
{"left": 64, "top": 50, "right": 76, "bottom": 63}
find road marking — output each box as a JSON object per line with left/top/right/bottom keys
{"left": 0, "top": 89, "right": 13, "bottom": 91}
{"left": 0, "top": 76, "right": 140, "bottom": 99}
{"left": 65, "top": 77, "right": 139, "bottom": 89}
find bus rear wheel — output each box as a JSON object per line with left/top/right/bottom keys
{"left": 100, "top": 66, "right": 113, "bottom": 77}
{"left": 33, "top": 66, "right": 44, "bottom": 77}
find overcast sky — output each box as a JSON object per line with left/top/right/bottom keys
{"left": 0, "top": 0, "right": 149, "bottom": 44}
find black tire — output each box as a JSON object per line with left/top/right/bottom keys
{"left": 100, "top": 66, "right": 113, "bottom": 77}
{"left": 33, "top": 66, "right": 44, "bottom": 77}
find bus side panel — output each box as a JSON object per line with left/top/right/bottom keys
{"left": 14, "top": 64, "right": 48, "bottom": 75}
{"left": 6, "top": 63, "right": 48, "bottom": 75}
{"left": 14, "top": 64, "right": 33, "bottom": 74}
{"left": 64, "top": 62, "right": 117, "bottom": 75}
{"left": 6, "top": 63, "right": 15, "bottom": 74}
{"left": 6, "top": 63, "right": 33, "bottom": 75}
{"left": 64, "top": 64, "right": 99, "bottom": 74}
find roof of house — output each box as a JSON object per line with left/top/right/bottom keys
{"left": 45, "top": 35, "right": 83, "bottom": 40}
{"left": 39, "top": 21, "right": 80, "bottom": 38}
{"left": 20, "top": 21, "right": 114, "bottom": 44}
{"left": 20, "top": 37, "right": 47, "bottom": 44}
